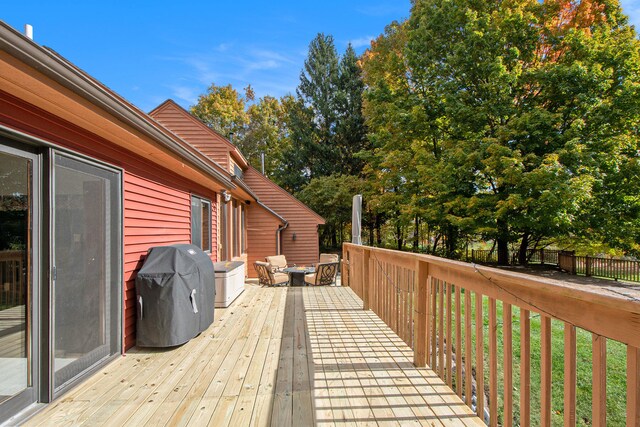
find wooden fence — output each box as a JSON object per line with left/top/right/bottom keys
{"left": 0, "top": 250, "right": 25, "bottom": 308}
{"left": 470, "top": 248, "right": 560, "bottom": 266}
{"left": 561, "top": 255, "right": 640, "bottom": 283}
{"left": 472, "top": 248, "right": 640, "bottom": 282}
{"left": 343, "top": 243, "right": 640, "bottom": 426}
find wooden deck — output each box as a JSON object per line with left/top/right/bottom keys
{"left": 26, "top": 284, "right": 482, "bottom": 426}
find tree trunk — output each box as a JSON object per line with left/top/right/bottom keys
{"left": 518, "top": 232, "right": 529, "bottom": 265}
{"left": 497, "top": 219, "right": 509, "bottom": 265}
{"left": 446, "top": 224, "right": 458, "bottom": 258}
{"left": 432, "top": 233, "right": 441, "bottom": 254}
{"left": 331, "top": 225, "right": 337, "bottom": 248}
{"left": 368, "top": 210, "right": 374, "bottom": 246}
{"left": 413, "top": 215, "right": 420, "bottom": 252}
{"left": 375, "top": 214, "right": 382, "bottom": 246}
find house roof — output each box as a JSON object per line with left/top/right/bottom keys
{"left": 245, "top": 165, "right": 325, "bottom": 224}
{"left": 0, "top": 21, "right": 235, "bottom": 191}
{"left": 149, "top": 99, "right": 249, "bottom": 169}
{"left": 149, "top": 100, "right": 324, "bottom": 225}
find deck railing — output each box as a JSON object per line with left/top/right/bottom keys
{"left": 343, "top": 243, "right": 640, "bottom": 426}
{"left": 0, "top": 250, "right": 25, "bottom": 308}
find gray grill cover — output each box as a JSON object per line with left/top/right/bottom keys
{"left": 135, "top": 244, "right": 215, "bottom": 347}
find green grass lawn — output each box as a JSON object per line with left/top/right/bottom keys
{"left": 440, "top": 289, "right": 627, "bottom": 426}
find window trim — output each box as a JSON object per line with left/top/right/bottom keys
{"left": 191, "top": 194, "right": 212, "bottom": 253}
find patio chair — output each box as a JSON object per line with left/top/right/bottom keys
{"left": 319, "top": 253, "right": 339, "bottom": 263}
{"left": 265, "top": 255, "right": 288, "bottom": 272}
{"left": 304, "top": 262, "right": 339, "bottom": 286}
{"left": 255, "top": 261, "right": 288, "bottom": 287}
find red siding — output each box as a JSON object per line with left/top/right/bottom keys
{"left": 244, "top": 167, "right": 324, "bottom": 268}
{"left": 1, "top": 91, "right": 220, "bottom": 351}
{"left": 151, "top": 102, "right": 233, "bottom": 171}
{"left": 123, "top": 174, "right": 218, "bottom": 350}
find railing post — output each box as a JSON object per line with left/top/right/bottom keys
{"left": 341, "top": 244, "right": 349, "bottom": 287}
{"left": 414, "top": 259, "right": 429, "bottom": 367}
{"left": 471, "top": 249, "right": 475, "bottom": 263}
{"left": 540, "top": 249, "right": 545, "bottom": 265}
{"left": 362, "top": 248, "right": 370, "bottom": 311}
{"left": 586, "top": 256, "right": 592, "bottom": 277}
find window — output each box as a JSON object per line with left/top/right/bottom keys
{"left": 241, "top": 204, "right": 246, "bottom": 253}
{"left": 233, "top": 163, "right": 244, "bottom": 180}
{"left": 232, "top": 200, "right": 239, "bottom": 257}
{"left": 191, "top": 195, "right": 212, "bottom": 252}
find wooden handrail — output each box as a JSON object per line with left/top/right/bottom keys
{"left": 343, "top": 243, "right": 640, "bottom": 426}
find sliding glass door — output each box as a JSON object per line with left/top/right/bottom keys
{"left": 0, "top": 144, "right": 38, "bottom": 421}
{"left": 52, "top": 154, "right": 121, "bottom": 393}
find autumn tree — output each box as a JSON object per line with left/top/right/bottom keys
{"left": 191, "top": 83, "right": 254, "bottom": 139}
{"left": 360, "top": 0, "right": 640, "bottom": 262}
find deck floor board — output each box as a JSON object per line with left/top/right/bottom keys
{"left": 25, "top": 283, "right": 482, "bottom": 426}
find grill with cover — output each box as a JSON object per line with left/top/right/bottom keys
{"left": 135, "top": 244, "right": 215, "bottom": 347}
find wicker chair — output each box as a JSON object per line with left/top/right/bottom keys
{"left": 304, "top": 262, "right": 338, "bottom": 286}
{"left": 255, "top": 261, "right": 288, "bottom": 286}
{"left": 265, "top": 255, "right": 288, "bottom": 272}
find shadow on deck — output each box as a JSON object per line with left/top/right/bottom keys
{"left": 25, "top": 284, "right": 482, "bottom": 426}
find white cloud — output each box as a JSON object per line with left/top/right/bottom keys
{"left": 168, "top": 85, "right": 200, "bottom": 104}
{"left": 349, "top": 36, "right": 375, "bottom": 49}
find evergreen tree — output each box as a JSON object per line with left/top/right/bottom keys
{"left": 335, "top": 44, "right": 369, "bottom": 176}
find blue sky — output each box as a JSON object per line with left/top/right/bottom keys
{"left": 2, "top": 1, "right": 639, "bottom": 113}
{"left": 2, "top": 1, "right": 410, "bottom": 112}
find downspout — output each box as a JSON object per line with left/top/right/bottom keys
{"left": 256, "top": 200, "right": 288, "bottom": 255}
{"left": 276, "top": 222, "right": 289, "bottom": 255}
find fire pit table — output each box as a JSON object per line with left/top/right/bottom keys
{"left": 283, "top": 266, "right": 315, "bottom": 286}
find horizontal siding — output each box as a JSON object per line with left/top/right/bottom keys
{"left": 2, "top": 88, "right": 221, "bottom": 353}
{"left": 150, "top": 103, "right": 230, "bottom": 169}
{"left": 123, "top": 173, "right": 192, "bottom": 350}
{"left": 123, "top": 172, "right": 218, "bottom": 350}
{"left": 246, "top": 204, "right": 279, "bottom": 277}
{"left": 244, "top": 167, "right": 323, "bottom": 267}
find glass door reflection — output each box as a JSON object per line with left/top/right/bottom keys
{"left": 0, "top": 149, "right": 34, "bottom": 409}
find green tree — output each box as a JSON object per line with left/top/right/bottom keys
{"left": 297, "top": 174, "right": 365, "bottom": 248}
{"left": 335, "top": 44, "right": 369, "bottom": 176}
{"left": 402, "top": 0, "right": 640, "bottom": 263}
{"left": 242, "top": 95, "right": 290, "bottom": 177}
{"left": 295, "top": 33, "right": 341, "bottom": 178}
{"left": 190, "top": 83, "right": 253, "bottom": 139}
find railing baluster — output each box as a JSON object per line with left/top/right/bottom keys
{"left": 564, "top": 323, "right": 577, "bottom": 427}
{"left": 362, "top": 249, "right": 370, "bottom": 310}
{"left": 465, "top": 289, "right": 472, "bottom": 407}
{"left": 520, "top": 309, "right": 531, "bottom": 427}
{"left": 475, "top": 293, "right": 484, "bottom": 420}
{"left": 628, "top": 345, "right": 640, "bottom": 426}
{"left": 541, "top": 315, "right": 552, "bottom": 426}
{"left": 489, "top": 298, "right": 497, "bottom": 427}
{"left": 439, "top": 280, "right": 445, "bottom": 379}
{"left": 447, "top": 282, "right": 453, "bottom": 388}
{"left": 503, "top": 303, "right": 513, "bottom": 427}
{"left": 413, "top": 261, "right": 429, "bottom": 367}
{"left": 592, "top": 334, "right": 607, "bottom": 427}
{"left": 431, "top": 278, "right": 437, "bottom": 370}
{"left": 455, "top": 285, "right": 462, "bottom": 398}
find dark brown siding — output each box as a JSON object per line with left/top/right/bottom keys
{"left": 243, "top": 167, "right": 324, "bottom": 268}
